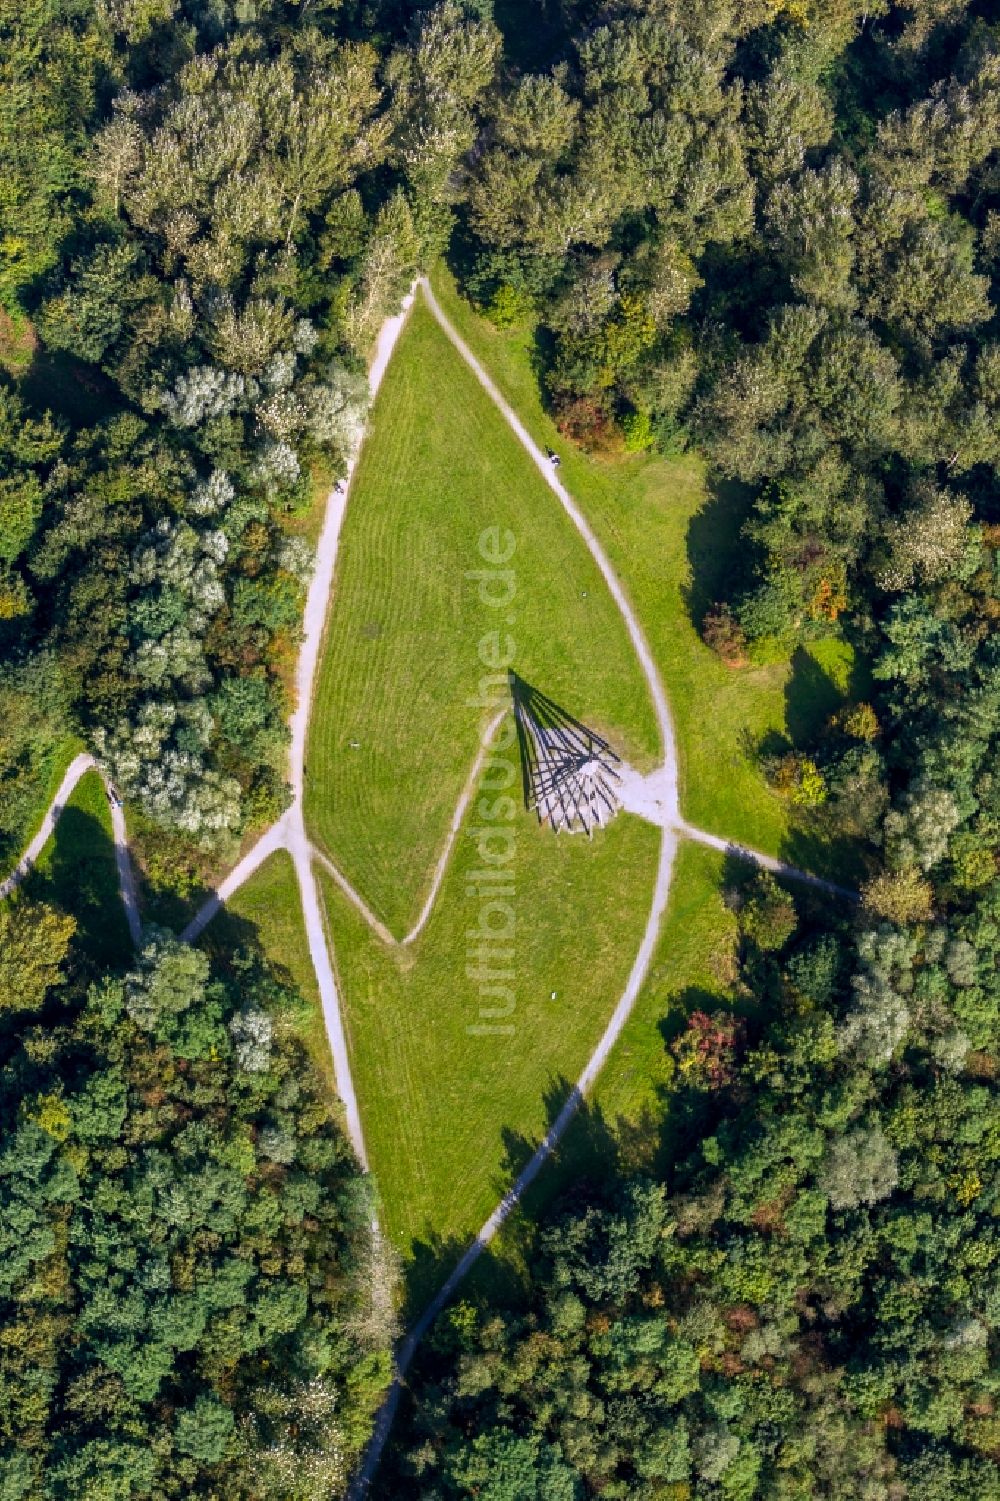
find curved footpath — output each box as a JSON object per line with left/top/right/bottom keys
{"left": 0, "top": 281, "right": 855, "bottom": 1494}
{"left": 0, "top": 751, "right": 142, "bottom": 945}
{"left": 282, "top": 287, "right": 420, "bottom": 1170}
{"left": 190, "top": 286, "right": 422, "bottom": 1170}
{"left": 0, "top": 753, "right": 96, "bottom": 902}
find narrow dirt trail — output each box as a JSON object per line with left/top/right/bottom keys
{"left": 0, "top": 751, "right": 142, "bottom": 945}
{"left": 311, "top": 705, "right": 510, "bottom": 950}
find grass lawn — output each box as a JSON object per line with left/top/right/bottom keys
{"left": 320, "top": 787, "right": 660, "bottom": 1313}
{"left": 196, "top": 849, "right": 337, "bottom": 1098}
{"left": 430, "top": 269, "right": 862, "bottom": 877}
{"left": 23, "top": 769, "right": 132, "bottom": 972}
{"left": 305, "top": 292, "right": 658, "bottom": 936}
{"left": 296, "top": 271, "right": 857, "bottom": 1312}
{"left": 459, "top": 835, "right": 738, "bottom": 1303}
{"left": 0, "top": 306, "right": 37, "bottom": 374}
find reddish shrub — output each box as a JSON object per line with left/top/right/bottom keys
{"left": 552, "top": 393, "right": 616, "bottom": 451}
{"left": 671, "top": 1009, "right": 743, "bottom": 1090}
{"left": 702, "top": 604, "right": 747, "bottom": 667}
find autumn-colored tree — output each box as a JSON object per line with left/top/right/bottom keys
{"left": 0, "top": 898, "right": 75, "bottom": 1011}
{"left": 672, "top": 1009, "right": 743, "bottom": 1090}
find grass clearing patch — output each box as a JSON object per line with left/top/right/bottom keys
{"left": 305, "top": 292, "right": 657, "bottom": 936}
{"left": 297, "top": 273, "right": 854, "bottom": 1310}
{"left": 0, "top": 307, "right": 37, "bottom": 374}
{"left": 430, "top": 270, "right": 859, "bottom": 875}
{"left": 320, "top": 787, "right": 660, "bottom": 1314}
{"left": 24, "top": 768, "right": 131, "bottom": 972}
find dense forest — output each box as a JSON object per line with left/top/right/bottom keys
{"left": 2, "top": 0, "right": 1000, "bottom": 1496}
{"left": 0, "top": 902, "right": 393, "bottom": 1496}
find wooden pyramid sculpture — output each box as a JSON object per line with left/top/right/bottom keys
{"left": 510, "top": 671, "right": 623, "bottom": 836}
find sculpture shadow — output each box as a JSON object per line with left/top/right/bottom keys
{"left": 509, "top": 669, "right": 620, "bottom": 827}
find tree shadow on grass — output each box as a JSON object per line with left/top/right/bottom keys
{"left": 139, "top": 871, "right": 218, "bottom": 936}
{"left": 784, "top": 645, "right": 846, "bottom": 746}
{"left": 196, "top": 903, "right": 271, "bottom": 971}
{"left": 25, "top": 806, "right": 131, "bottom": 973}
{"left": 399, "top": 1076, "right": 621, "bottom": 1319}
{"left": 784, "top": 640, "right": 873, "bottom": 750}
{"left": 404, "top": 1230, "right": 516, "bottom": 1325}
{"left": 683, "top": 476, "right": 757, "bottom": 631}
{"left": 404, "top": 1023, "right": 741, "bottom": 1322}
{"left": 779, "top": 822, "right": 867, "bottom": 891}
{"left": 527, "top": 322, "right": 557, "bottom": 407}
{"left": 777, "top": 659, "right": 870, "bottom": 886}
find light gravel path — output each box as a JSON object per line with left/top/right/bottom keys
{"left": 0, "top": 751, "right": 142, "bottom": 946}
{"left": 183, "top": 287, "right": 422, "bottom": 1167}
{"left": 0, "top": 753, "right": 96, "bottom": 900}
{"left": 110, "top": 795, "right": 143, "bottom": 947}
{"left": 350, "top": 283, "right": 861, "bottom": 1495}
{"left": 180, "top": 818, "right": 290, "bottom": 944}
{"left": 282, "top": 287, "right": 419, "bottom": 1169}
{"left": 0, "top": 293, "right": 422, "bottom": 1172}
{"left": 680, "top": 822, "right": 858, "bottom": 901}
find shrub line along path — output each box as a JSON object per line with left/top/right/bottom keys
{"left": 0, "top": 279, "right": 854, "bottom": 1490}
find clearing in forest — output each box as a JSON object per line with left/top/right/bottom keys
{"left": 304, "top": 295, "right": 658, "bottom": 936}
{"left": 304, "top": 291, "right": 664, "bottom": 1296}
{"left": 21, "top": 769, "right": 132, "bottom": 970}
{"left": 197, "top": 280, "right": 858, "bottom": 1306}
